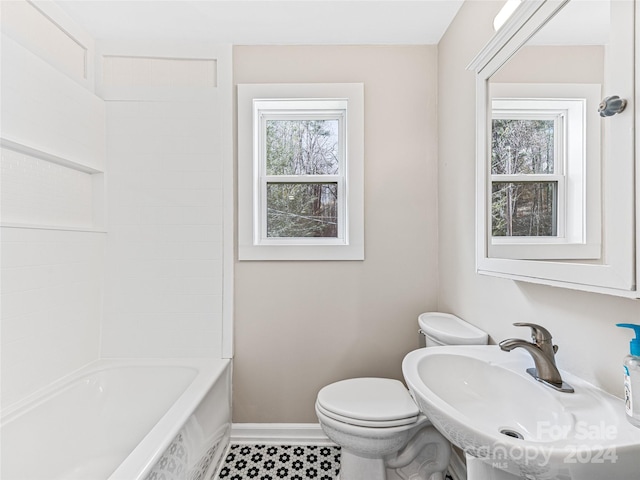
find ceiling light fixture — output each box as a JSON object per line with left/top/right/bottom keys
{"left": 493, "top": 0, "right": 523, "bottom": 31}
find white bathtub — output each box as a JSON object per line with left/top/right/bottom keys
{"left": 1, "top": 358, "right": 231, "bottom": 480}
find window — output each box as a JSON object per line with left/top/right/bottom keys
{"left": 238, "top": 84, "right": 364, "bottom": 260}
{"left": 259, "top": 103, "right": 344, "bottom": 241}
{"left": 488, "top": 85, "right": 601, "bottom": 260}
{"left": 491, "top": 115, "right": 558, "bottom": 237}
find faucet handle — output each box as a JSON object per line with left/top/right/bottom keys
{"left": 513, "top": 322, "right": 553, "bottom": 344}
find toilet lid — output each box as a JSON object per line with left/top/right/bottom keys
{"left": 317, "top": 378, "right": 419, "bottom": 424}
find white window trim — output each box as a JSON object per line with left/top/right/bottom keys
{"left": 488, "top": 84, "right": 602, "bottom": 260}
{"left": 238, "top": 83, "right": 364, "bottom": 261}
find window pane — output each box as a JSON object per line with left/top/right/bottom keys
{"left": 267, "top": 183, "right": 338, "bottom": 238}
{"left": 266, "top": 120, "right": 339, "bottom": 175}
{"left": 492, "top": 119, "right": 555, "bottom": 175}
{"left": 492, "top": 182, "right": 557, "bottom": 237}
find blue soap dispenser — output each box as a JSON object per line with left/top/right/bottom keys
{"left": 616, "top": 323, "right": 640, "bottom": 428}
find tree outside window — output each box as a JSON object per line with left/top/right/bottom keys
{"left": 265, "top": 120, "right": 339, "bottom": 238}
{"left": 491, "top": 118, "right": 557, "bottom": 237}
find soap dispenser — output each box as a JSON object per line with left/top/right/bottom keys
{"left": 616, "top": 323, "right": 640, "bottom": 428}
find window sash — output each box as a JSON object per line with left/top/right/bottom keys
{"left": 260, "top": 111, "right": 346, "bottom": 175}
{"left": 490, "top": 174, "right": 563, "bottom": 182}
{"left": 490, "top": 98, "right": 587, "bottom": 251}
{"left": 259, "top": 176, "right": 346, "bottom": 243}
{"left": 491, "top": 111, "right": 565, "bottom": 176}
{"left": 254, "top": 103, "right": 348, "bottom": 244}
{"left": 491, "top": 175, "right": 564, "bottom": 240}
{"left": 490, "top": 114, "right": 567, "bottom": 240}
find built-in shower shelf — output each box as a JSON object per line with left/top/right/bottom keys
{"left": 1, "top": 138, "right": 106, "bottom": 231}
{"left": 0, "top": 138, "right": 103, "bottom": 174}
{"left": 0, "top": 222, "right": 106, "bottom": 233}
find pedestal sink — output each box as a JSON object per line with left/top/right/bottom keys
{"left": 402, "top": 346, "right": 640, "bottom": 480}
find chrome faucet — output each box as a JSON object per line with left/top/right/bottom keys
{"left": 499, "top": 323, "right": 574, "bottom": 393}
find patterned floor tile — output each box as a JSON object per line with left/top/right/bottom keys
{"left": 216, "top": 444, "right": 341, "bottom": 480}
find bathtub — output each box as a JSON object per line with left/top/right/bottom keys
{"left": 1, "top": 358, "right": 231, "bottom": 480}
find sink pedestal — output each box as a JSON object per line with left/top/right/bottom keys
{"left": 466, "top": 455, "right": 520, "bottom": 480}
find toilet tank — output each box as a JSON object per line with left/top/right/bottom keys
{"left": 418, "top": 312, "right": 488, "bottom": 347}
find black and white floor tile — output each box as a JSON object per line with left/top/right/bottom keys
{"left": 217, "top": 444, "right": 341, "bottom": 480}
{"left": 215, "top": 443, "right": 456, "bottom": 480}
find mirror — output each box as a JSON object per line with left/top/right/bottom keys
{"left": 488, "top": 0, "right": 606, "bottom": 260}
{"left": 470, "top": 0, "right": 636, "bottom": 296}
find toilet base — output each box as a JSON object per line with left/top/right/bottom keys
{"left": 340, "top": 450, "right": 387, "bottom": 480}
{"left": 386, "top": 424, "right": 451, "bottom": 480}
{"left": 338, "top": 442, "right": 450, "bottom": 480}
{"left": 327, "top": 422, "right": 451, "bottom": 480}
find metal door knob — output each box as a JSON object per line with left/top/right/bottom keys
{"left": 598, "top": 95, "right": 627, "bottom": 117}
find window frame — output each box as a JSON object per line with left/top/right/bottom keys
{"left": 488, "top": 85, "right": 602, "bottom": 260}
{"left": 491, "top": 107, "right": 565, "bottom": 239}
{"left": 238, "top": 83, "right": 364, "bottom": 261}
{"left": 256, "top": 102, "right": 346, "bottom": 245}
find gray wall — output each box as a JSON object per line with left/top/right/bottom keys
{"left": 233, "top": 45, "right": 439, "bottom": 423}
{"left": 231, "top": 1, "right": 640, "bottom": 424}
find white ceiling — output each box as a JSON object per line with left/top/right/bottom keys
{"left": 53, "top": 0, "right": 465, "bottom": 45}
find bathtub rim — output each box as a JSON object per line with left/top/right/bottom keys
{"left": 1, "top": 357, "right": 231, "bottom": 480}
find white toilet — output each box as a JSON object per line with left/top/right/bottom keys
{"left": 315, "top": 312, "right": 488, "bottom": 480}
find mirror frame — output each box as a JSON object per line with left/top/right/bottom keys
{"left": 468, "top": 0, "right": 637, "bottom": 297}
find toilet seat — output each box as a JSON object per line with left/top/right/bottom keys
{"left": 316, "top": 378, "right": 419, "bottom": 428}
{"left": 316, "top": 401, "right": 419, "bottom": 428}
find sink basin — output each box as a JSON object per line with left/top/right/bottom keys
{"left": 402, "top": 346, "right": 640, "bottom": 479}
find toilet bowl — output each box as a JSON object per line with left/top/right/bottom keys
{"left": 315, "top": 312, "right": 488, "bottom": 480}
{"left": 315, "top": 378, "right": 449, "bottom": 480}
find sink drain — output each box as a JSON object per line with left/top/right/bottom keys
{"left": 500, "top": 428, "right": 524, "bottom": 440}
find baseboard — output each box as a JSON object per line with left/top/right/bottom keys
{"left": 230, "top": 423, "right": 336, "bottom": 446}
